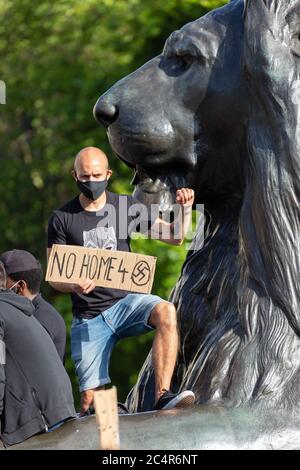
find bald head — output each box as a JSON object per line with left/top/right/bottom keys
{"left": 74, "top": 147, "right": 109, "bottom": 172}
{"left": 73, "top": 147, "right": 112, "bottom": 182}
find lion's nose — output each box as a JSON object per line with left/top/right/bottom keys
{"left": 93, "top": 97, "right": 118, "bottom": 128}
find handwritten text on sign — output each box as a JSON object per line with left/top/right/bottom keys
{"left": 46, "top": 244, "right": 157, "bottom": 293}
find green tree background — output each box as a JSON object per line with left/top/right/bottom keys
{"left": 0, "top": 0, "right": 228, "bottom": 407}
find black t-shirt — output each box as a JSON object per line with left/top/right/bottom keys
{"left": 32, "top": 293, "right": 66, "bottom": 362}
{"left": 47, "top": 191, "right": 150, "bottom": 319}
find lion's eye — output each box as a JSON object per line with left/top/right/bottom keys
{"left": 162, "top": 54, "right": 193, "bottom": 77}
{"left": 179, "top": 54, "right": 193, "bottom": 67}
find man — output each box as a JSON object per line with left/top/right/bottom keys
{"left": 0, "top": 249, "right": 66, "bottom": 362}
{"left": 47, "top": 146, "right": 195, "bottom": 414}
{"left": 0, "top": 261, "right": 75, "bottom": 446}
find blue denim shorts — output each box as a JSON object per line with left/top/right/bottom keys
{"left": 71, "top": 293, "right": 167, "bottom": 392}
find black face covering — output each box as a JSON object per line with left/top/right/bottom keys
{"left": 76, "top": 179, "right": 108, "bottom": 201}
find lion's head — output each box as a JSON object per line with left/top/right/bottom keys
{"left": 94, "top": 0, "right": 300, "bottom": 412}
{"left": 94, "top": 0, "right": 247, "bottom": 213}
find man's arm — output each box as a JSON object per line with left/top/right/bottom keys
{"left": 0, "top": 321, "right": 6, "bottom": 418}
{"left": 148, "top": 188, "right": 194, "bottom": 246}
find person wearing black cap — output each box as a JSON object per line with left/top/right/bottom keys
{"left": 0, "top": 249, "right": 66, "bottom": 362}
{"left": 0, "top": 261, "right": 75, "bottom": 446}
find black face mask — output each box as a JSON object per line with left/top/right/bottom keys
{"left": 76, "top": 179, "right": 108, "bottom": 201}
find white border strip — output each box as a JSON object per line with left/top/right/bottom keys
{"left": 0, "top": 81, "right": 6, "bottom": 105}
{"left": 0, "top": 340, "right": 6, "bottom": 365}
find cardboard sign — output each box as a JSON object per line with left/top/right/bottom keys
{"left": 94, "top": 387, "right": 120, "bottom": 450}
{"left": 46, "top": 244, "right": 156, "bottom": 294}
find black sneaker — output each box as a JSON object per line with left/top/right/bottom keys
{"left": 154, "top": 389, "right": 195, "bottom": 411}
{"left": 117, "top": 402, "right": 129, "bottom": 414}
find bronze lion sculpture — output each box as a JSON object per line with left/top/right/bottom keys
{"left": 2, "top": 0, "right": 300, "bottom": 452}
{"left": 94, "top": 0, "right": 300, "bottom": 413}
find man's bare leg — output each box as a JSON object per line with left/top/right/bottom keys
{"left": 149, "top": 302, "right": 179, "bottom": 403}
{"left": 80, "top": 386, "right": 105, "bottom": 416}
